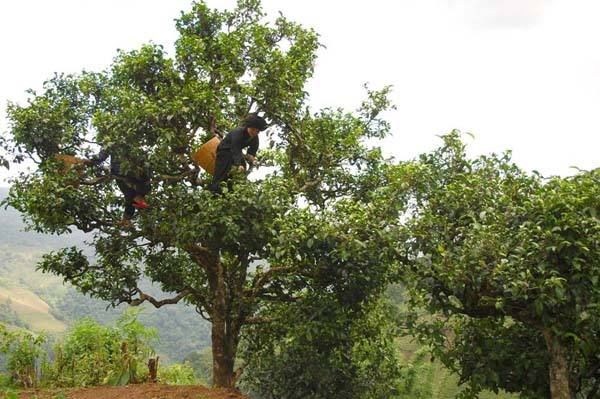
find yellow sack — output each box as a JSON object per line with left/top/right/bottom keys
{"left": 55, "top": 154, "right": 86, "bottom": 173}
{"left": 54, "top": 154, "right": 87, "bottom": 187}
{"left": 191, "top": 136, "right": 221, "bottom": 175}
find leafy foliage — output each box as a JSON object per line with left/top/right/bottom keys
{"left": 158, "top": 363, "right": 198, "bottom": 385}
{"left": 45, "top": 309, "right": 157, "bottom": 387}
{"left": 242, "top": 297, "right": 402, "bottom": 399}
{"left": 400, "top": 131, "right": 600, "bottom": 398}
{"left": 0, "top": 324, "right": 47, "bottom": 388}
{"left": 0, "top": 186, "right": 211, "bottom": 364}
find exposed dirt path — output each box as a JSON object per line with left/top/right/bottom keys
{"left": 16, "top": 384, "right": 248, "bottom": 399}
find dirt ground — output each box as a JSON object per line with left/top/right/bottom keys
{"left": 15, "top": 384, "right": 249, "bottom": 399}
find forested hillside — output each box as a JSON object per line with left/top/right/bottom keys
{"left": 0, "top": 187, "right": 210, "bottom": 363}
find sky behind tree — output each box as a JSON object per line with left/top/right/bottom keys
{"left": 0, "top": 0, "right": 597, "bottom": 183}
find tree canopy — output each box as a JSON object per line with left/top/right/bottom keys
{"left": 402, "top": 131, "right": 600, "bottom": 399}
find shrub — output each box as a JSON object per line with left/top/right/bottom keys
{"left": 158, "top": 362, "right": 197, "bottom": 385}
{"left": 45, "top": 308, "right": 157, "bottom": 387}
{"left": 0, "top": 323, "right": 47, "bottom": 388}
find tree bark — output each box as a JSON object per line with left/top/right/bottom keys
{"left": 208, "top": 255, "right": 242, "bottom": 388}
{"left": 542, "top": 328, "right": 572, "bottom": 399}
{"left": 210, "top": 255, "right": 231, "bottom": 388}
{"left": 212, "top": 318, "right": 236, "bottom": 388}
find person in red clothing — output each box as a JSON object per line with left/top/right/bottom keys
{"left": 209, "top": 114, "right": 267, "bottom": 193}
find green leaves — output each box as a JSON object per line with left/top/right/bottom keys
{"left": 0, "top": 324, "right": 48, "bottom": 388}
{"left": 400, "top": 131, "right": 600, "bottom": 396}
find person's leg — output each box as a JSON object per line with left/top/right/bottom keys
{"left": 209, "top": 151, "right": 233, "bottom": 194}
{"left": 131, "top": 173, "right": 151, "bottom": 208}
{"left": 116, "top": 178, "right": 136, "bottom": 220}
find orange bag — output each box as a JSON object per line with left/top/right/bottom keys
{"left": 191, "top": 137, "right": 221, "bottom": 175}
{"left": 54, "top": 154, "right": 87, "bottom": 187}
{"left": 55, "top": 154, "right": 86, "bottom": 173}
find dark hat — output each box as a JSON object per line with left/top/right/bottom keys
{"left": 244, "top": 114, "right": 268, "bottom": 131}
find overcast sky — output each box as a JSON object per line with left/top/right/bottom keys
{"left": 0, "top": 0, "right": 598, "bottom": 184}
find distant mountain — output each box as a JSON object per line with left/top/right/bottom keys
{"left": 0, "top": 187, "right": 210, "bottom": 363}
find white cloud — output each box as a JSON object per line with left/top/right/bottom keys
{"left": 450, "top": 0, "right": 551, "bottom": 28}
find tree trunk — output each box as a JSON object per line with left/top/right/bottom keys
{"left": 542, "top": 328, "right": 572, "bottom": 399}
{"left": 212, "top": 317, "right": 236, "bottom": 388}
{"left": 210, "top": 256, "right": 237, "bottom": 388}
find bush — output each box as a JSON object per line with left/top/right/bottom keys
{"left": 158, "top": 362, "right": 197, "bottom": 385}
{"left": 45, "top": 308, "right": 157, "bottom": 387}
{"left": 0, "top": 323, "right": 47, "bottom": 388}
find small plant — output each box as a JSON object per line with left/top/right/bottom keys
{"left": 158, "top": 362, "right": 197, "bottom": 385}
{"left": 45, "top": 308, "right": 157, "bottom": 387}
{"left": 104, "top": 309, "right": 158, "bottom": 386}
{"left": 1, "top": 388, "right": 18, "bottom": 399}
{"left": 0, "top": 323, "right": 47, "bottom": 388}
{"left": 0, "top": 373, "right": 12, "bottom": 388}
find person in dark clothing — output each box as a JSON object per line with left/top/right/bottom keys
{"left": 87, "top": 149, "right": 151, "bottom": 225}
{"left": 209, "top": 114, "right": 268, "bottom": 193}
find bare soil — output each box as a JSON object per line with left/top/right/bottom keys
{"left": 15, "top": 384, "right": 249, "bottom": 399}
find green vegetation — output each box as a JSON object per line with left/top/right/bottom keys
{"left": 0, "top": 301, "right": 29, "bottom": 330}
{"left": 47, "top": 309, "right": 157, "bottom": 387}
{"left": 158, "top": 363, "right": 198, "bottom": 385}
{"left": 401, "top": 131, "right": 600, "bottom": 398}
{"left": 0, "top": 0, "right": 598, "bottom": 398}
{"left": 0, "top": 323, "right": 47, "bottom": 388}
{"left": 0, "top": 310, "right": 201, "bottom": 389}
{"left": 1, "top": 0, "right": 402, "bottom": 391}
{"left": 241, "top": 298, "right": 402, "bottom": 399}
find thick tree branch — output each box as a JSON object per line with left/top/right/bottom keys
{"left": 245, "top": 316, "right": 274, "bottom": 324}
{"left": 249, "top": 266, "right": 295, "bottom": 298}
{"left": 128, "top": 288, "right": 192, "bottom": 308}
{"left": 188, "top": 244, "right": 217, "bottom": 274}
{"left": 155, "top": 168, "right": 196, "bottom": 183}
{"left": 79, "top": 175, "right": 111, "bottom": 186}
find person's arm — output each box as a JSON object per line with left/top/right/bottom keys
{"left": 86, "top": 149, "right": 109, "bottom": 165}
{"left": 247, "top": 136, "right": 259, "bottom": 158}
{"left": 231, "top": 130, "right": 244, "bottom": 166}
{"left": 243, "top": 137, "right": 258, "bottom": 165}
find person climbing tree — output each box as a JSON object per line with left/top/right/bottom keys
{"left": 87, "top": 149, "right": 151, "bottom": 226}
{"left": 208, "top": 114, "right": 268, "bottom": 193}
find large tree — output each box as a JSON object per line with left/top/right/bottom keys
{"left": 1, "top": 0, "right": 402, "bottom": 388}
{"left": 401, "top": 132, "right": 600, "bottom": 398}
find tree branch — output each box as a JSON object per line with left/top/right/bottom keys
{"left": 128, "top": 288, "right": 192, "bottom": 308}
{"left": 187, "top": 244, "right": 217, "bottom": 274}
{"left": 249, "top": 266, "right": 295, "bottom": 298}
{"left": 155, "top": 168, "right": 195, "bottom": 183}
{"left": 244, "top": 316, "right": 274, "bottom": 324}
{"left": 195, "top": 304, "right": 212, "bottom": 322}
